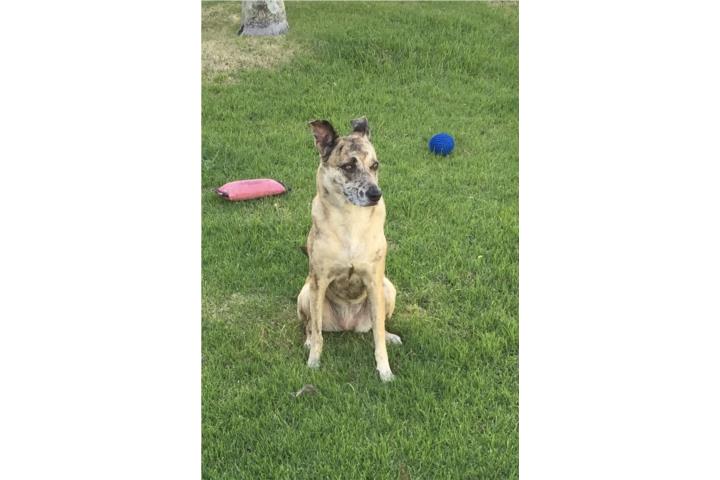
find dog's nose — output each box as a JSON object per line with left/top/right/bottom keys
{"left": 366, "top": 185, "right": 382, "bottom": 202}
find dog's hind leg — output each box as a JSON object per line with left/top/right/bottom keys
{"left": 384, "top": 277, "right": 396, "bottom": 318}
{"left": 383, "top": 277, "right": 402, "bottom": 345}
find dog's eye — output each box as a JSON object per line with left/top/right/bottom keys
{"left": 342, "top": 163, "right": 355, "bottom": 172}
{"left": 370, "top": 162, "right": 379, "bottom": 170}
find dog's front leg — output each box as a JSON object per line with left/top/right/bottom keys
{"left": 368, "top": 267, "right": 394, "bottom": 382}
{"left": 307, "top": 274, "right": 329, "bottom": 368}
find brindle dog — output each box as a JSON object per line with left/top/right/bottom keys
{"left": 297, "top": 117, "right": 401, "bottom": 382}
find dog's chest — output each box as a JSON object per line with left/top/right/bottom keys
{"left": 332, "top": 236, "right": 382, "bottom": 274}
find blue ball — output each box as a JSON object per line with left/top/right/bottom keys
{"left": 428, "top": 133, "right": 455, "bottom": 156}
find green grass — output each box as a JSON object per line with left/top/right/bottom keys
{"left": 202, "top": 2, "right": 518, "bottom": 478}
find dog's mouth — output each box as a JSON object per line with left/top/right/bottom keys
{"left": 345, "top": 197, "right": 377, "bottom": 207}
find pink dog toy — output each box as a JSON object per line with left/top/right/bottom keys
{"left": 215, "top": 179, "right": 287, "bottom": 201}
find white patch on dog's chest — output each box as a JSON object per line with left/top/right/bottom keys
{"left": 345, "top": 242, "right": 363, "bottom": 261}
{"left": 340, "top": 242, "right": 375, "bottom": 274}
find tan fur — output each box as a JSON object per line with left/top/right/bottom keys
{"left": 297, "top": 117, "right": 401, "bottom": 381}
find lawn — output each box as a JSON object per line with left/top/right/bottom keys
{"left": 202, "top": 2, "right": 518, "bottom": 479}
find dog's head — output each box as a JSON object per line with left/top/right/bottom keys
{"left": 309, "top": 117, "right": 382, "bottom": 207}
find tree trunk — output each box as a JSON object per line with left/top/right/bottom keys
{"left": 238, "top": 0, "right": 289, "bottom": 36}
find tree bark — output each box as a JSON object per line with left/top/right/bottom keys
{"left": 238, "top": 0, "right": 289, "bottom": 36}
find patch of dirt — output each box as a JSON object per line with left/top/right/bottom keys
{"left": 202, "top": 2, "right": 297, "bottom": 80}
{"left": 293, "top": 384, "right": 319, "bottom": 398}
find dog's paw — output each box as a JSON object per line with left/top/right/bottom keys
{"left": 385, "top": 332, "right": 402, "bottom": 345}
{"left": 377, "top": 367, "right": 395, "bottom": 382}
{"left": 304, "top": 337, "right": 312, "bottom": 349}
{"left": 307, "top": 356, "right": 320, "bottom": 369}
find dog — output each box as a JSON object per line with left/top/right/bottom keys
{"left": 296, "top": 117, "right": 401, "bottom": 382}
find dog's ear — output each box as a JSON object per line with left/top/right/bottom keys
{"left": 350, "top": 117, "right": 370, "bottom": 138}
{"left": 308, "top": 119, "right": 337, "bottom": 160}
